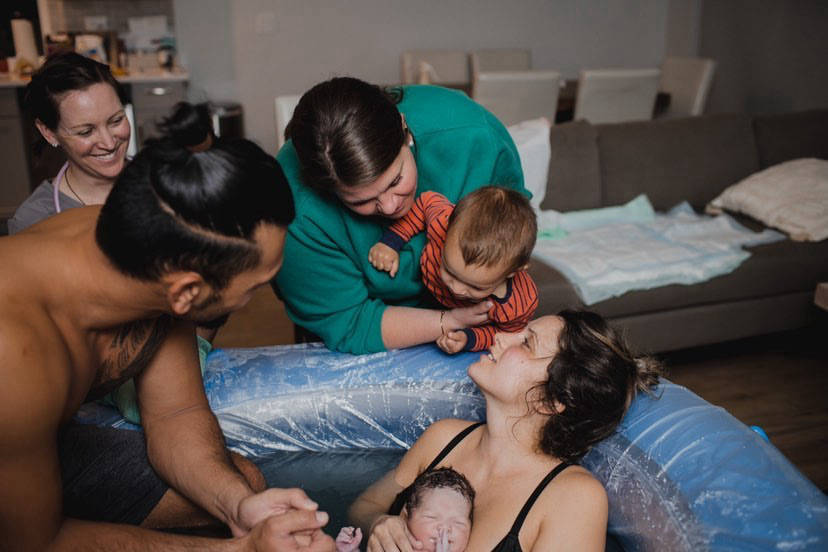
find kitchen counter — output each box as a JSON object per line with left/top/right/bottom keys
{"left": 0, "top": 74, "right": 30, "bottom": 88}
{"left": 0, "top": 69, "right": 189, "bottom": 88}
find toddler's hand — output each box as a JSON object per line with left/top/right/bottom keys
{"left": 369, "top": 243, "right": 400, "bottom": 277}
{"left": 437, "top": 330, "right": 467, "bottom": 354}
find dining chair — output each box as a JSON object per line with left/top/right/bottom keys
{"left": 400, "top": 50, "right": 469, "bottom": 86}
{"left": 274, "top": 94, "right": 302, "bottom": 151}
{"left": 469, "top": 48, "right": 532, "bottom": 98}
{"left": 657, "top": 56, "right": 717, "bottom": 118}
{"left": 573, "top": 68, "right": 661, "bottom": 124}
{"left": 470, "top": 48, "right": 531, "bottom": 74}
{"left": 472, "top": 69, "right": 561, "bottom": 126}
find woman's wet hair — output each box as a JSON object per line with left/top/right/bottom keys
{"left": 96, "top": 102, "right": 294, "bottom": 290}
{"left": 23, "top": 50, "right": 127, "bottom": 133}
{"left": 404, "top": 467, "right": 476, "bottom": 521}
{"left": 285, "top": 76, "right": 406, "bottom": 194}
{"left": 534, "top": 310, "right": 662, "bottom": 462}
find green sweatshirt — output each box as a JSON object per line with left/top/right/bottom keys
{"left": 275, "top": 85, "right": 527, "bottom": 353}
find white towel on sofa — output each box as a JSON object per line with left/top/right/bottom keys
{"left": 532, "top": 201, "right": 785, "bottom": 305}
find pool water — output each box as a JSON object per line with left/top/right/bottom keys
{"left": 254, "top": 448, "right": 406, "bottom": 536}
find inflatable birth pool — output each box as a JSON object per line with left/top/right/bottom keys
{"left": 76, "top": 343, "right": 828, "bottom": 551}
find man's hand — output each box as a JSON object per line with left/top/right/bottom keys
{"left": 444, "top": 302, "right": 491, "bottom": 331}
{"left": 232, "top": 488, "right": 320, "bottom": 537}
{"left": 368, "top": 243, "right": 400, "bottom": 277}
{"left": 436, "top": 330, "right": 467, "bottom": 354}
{"left": 244, "top": 509, "right": 335, "bottom": 552}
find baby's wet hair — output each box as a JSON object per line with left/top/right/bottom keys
{"left": 404, "top": 467, "right": 476, "bottom": 520}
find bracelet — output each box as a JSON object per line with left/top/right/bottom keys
{"left": 440, "top": 310, "right": 447, "bottom": 336}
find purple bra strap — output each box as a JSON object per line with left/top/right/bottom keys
{"left": 52, "top": 162, "right": 70, "bottom": 213}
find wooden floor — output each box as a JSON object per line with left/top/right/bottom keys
{"left": 215, "top": 287, "right": 828, "bottom": 491}
{"left": 664, "top": 323, "right": 828, "bottom": 491}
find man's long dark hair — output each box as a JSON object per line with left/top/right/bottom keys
{"left": 96, "top": 103, "right": 294, "bottom": 289}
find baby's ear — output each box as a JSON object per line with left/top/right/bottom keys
{"left": 504, "top": 263, "right": 530, "bottom": 279}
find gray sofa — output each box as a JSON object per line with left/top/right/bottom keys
{"left": 527, "top": 109, "right": 828, "bottom": 353}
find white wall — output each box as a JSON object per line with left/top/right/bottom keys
{"left": 175, "top": 0, "right": 672, "bottom": 153}
{"left": 700, "top": 0, "right": 828, "bottom": 115}
{"left": 173, "top": 0, "right": 238, "bottom": 103}
{"left": 664, "top": 0, "right": 701, "bottom": 57}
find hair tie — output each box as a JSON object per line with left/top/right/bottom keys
{"left": 187, "top": 132, "right": 214, "bottom": 153}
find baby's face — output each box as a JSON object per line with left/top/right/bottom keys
{"left": 440, "top": 232, "right": 510, "bottom": 301}
{"left": 406, "top": 487, "right": 472, "bottom": 552}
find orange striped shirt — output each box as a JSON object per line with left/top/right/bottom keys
{"left": 380, "top": 191, "right": 538, "bottom": 351}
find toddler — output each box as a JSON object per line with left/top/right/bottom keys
{"left": 369, "top": 186, "right": 538, "bottom": 353}
{"left": 337, "top": 467, "right": 475, "bottom": 552}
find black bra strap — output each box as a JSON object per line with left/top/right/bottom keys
{"left": 424, "top": 422, "right": 485, "bottom": 472}
{"left": 506, "top": 462, "right": 572, "bottom": 536}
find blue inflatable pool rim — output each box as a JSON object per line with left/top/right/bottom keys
{"left": 74, "top": 342, "right": 828, "bottom": 551}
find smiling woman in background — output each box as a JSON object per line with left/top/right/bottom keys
{"left": 275, "top": 76, "right": 528, "bottom": 354}
{"left": 8, "top": 51, "right": 131, "bottom": 234}
{"left": 7, "top": 52, "right": 224, "bottom": 422}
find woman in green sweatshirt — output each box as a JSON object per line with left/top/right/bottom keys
{"left": 274, "top": 77, "right": 527, "bottom": 354}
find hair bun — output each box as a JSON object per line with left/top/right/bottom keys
{"left": 634, "top": 356, "right": 663, "bottom": 392}
{"left": 157, "top": 102, "right": 214, "bottom": 149}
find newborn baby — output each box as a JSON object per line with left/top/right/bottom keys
{"left": 338, "top": 467, "right": 475, "bottom": 552}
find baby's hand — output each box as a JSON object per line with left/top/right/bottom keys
{"left": 335, "top": 526, "right": 362, "bottom": 552}
{"left": 437, "top": 330, "right": 467, "bottom": 354}
{"left": 369, "top": 242, "right": 400, "bottom": 277}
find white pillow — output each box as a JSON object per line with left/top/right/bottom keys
{"left": 707, "top": 158, "right": 828, "bottom": 242}
{"left": 507, "top": 117, "right": 552, "bottom": 212}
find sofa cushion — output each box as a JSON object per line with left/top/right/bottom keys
{"left": 507, "top": 117, "right": 552, "bottom": 210}
{"left": 708, "top": 158, "right": 828, "bottom": 242}
{"left": 596, "top": 114, "right": 760, "bottom": 211}
{"left": 541, "top": 120, "right": 603, "bottom": 212}
{"left": 753, "top": 109, "right": 828, "bottom": 168}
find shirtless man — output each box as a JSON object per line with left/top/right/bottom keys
{"left": 0, "top": 131, "right": 334, "bottom": 551}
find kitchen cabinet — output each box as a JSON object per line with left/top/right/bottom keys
{"left": 128, "top": 80, "right": 188, "bottom": 144}
{"left": 0, "top": 89, "right": 33, "bottom": 220}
